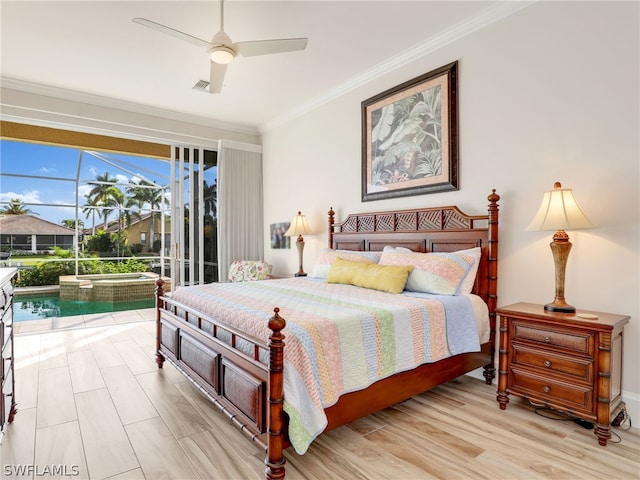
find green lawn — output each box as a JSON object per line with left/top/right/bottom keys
{"left": 7, "top": 255, "right": 61, "bottom": 267}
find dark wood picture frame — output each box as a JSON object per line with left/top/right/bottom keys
{"left": 362, "top": 61, "right": 458, "bottom": 202}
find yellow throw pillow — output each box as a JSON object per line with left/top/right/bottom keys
{"left": 327, "top": 257, "right": 413, "bottom": 294}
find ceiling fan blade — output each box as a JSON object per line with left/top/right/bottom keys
{"left": 132, "top": 18, "right": 212, "bottom": 49}
{"left": 235, "top": 38, "right": 308, "bottom": 58}
{"left": 209, "top": 62, "right": 227, "bottom": 94}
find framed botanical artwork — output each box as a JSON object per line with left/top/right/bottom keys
{"left": 362, "top": 61, "right": 458, "bottom": 202}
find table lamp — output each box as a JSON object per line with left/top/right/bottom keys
{"left": 526, "top": 182, "right": 595, "bottom": 313}
{"left": 285, "top": 211, "right": 314, "bottom": 277}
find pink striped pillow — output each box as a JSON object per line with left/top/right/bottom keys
{"left": 379, "top": 250, "right": 475, "bottom": 295}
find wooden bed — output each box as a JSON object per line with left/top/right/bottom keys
{"left": 155, "top": 190, "right": 500, "bottom": 480}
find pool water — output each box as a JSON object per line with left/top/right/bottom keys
{"left": 14, "top": 294, "right": 155, "bottom": 322}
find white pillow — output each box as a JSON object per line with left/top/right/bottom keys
{"left": 383, "top": 246, "right": 414, "bottom": 253}
{"left": 456, "top": 247, "right": 482, "bottom": 295}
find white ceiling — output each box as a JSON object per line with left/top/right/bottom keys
{"left": 1, "top": 1, "right": 525, "bottom": 134}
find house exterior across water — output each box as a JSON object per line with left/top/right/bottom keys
{"left": 0, "top": 214, "right": 75, "bottom": 253}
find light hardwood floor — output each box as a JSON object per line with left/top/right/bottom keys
{"left": 2, "top": 314, "right": 639, "bottom": 480}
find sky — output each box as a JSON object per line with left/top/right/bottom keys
{"left": 0, "top": 140, "right": 172, "bottom": 227}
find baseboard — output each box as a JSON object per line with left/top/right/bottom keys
{"left": 621, "top": 389, "right": 639, "bottom": 430}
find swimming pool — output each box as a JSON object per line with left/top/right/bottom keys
{"left": 13, "top": 294, "right": 154, "bottom": 322}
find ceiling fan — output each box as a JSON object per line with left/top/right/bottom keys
{"left": 133, "top": 0, "right": 308, "bottom": 94}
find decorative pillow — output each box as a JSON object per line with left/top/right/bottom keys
{"left": 310, "top": 249, "right": 381, "bottom": 279}
{"left": 456, "top": 247, "right": 482, "bottom": 295}
{"left": 379, "top": 250, "right": 475, "bottom": 295}
{"left": 327, "top": 257, "right": 413, "bottom": 294}
{"left": 228, "top": 260, "right": 272, "bottom": 282}
{"left": 383, "top": 246, "right": 414, "bottom": 253}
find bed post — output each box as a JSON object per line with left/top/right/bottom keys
{"left": 155, "top": 278, "right": 165, "bottom": 369}
{"left": 328, "top": 207, "right": 335, "bottom": 248}
{"left": 483, "top": 189, "right": 500, "bottom": 384}
{"left": 266, "top": 308, "right": 286, "bottom": 480}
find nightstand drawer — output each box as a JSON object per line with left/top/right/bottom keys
{"left": 511, "top": 368, "right": 593, "bottom": 413}
{"left": 512, "top": 345, "right": 592, "bottom": 381}
{"left": 512, "top": 321, "right": 592, "bottom": 354}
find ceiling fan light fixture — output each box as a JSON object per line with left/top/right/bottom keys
{"left": 210, "top": 46, "right": 234, "bottom": 64}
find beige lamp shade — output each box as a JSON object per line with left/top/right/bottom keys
{"left": 526, "top": 182, "right": 595, "bottom": 313}
{"left": 285, "top": 212, "right": 314, "bottom": 237}
{"left": 526, "top": 182, "right": 595, "bottom": 232}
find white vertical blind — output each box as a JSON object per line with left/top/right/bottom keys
{"left": 198, "top": 147, "right": 205, "bottom": 283}
{"left": 169, "top": 146, "right": 178, "bottom": 290}
{"left": 188, "top": 147, "right": 195, "bottom": 285}
{"left": 170, "top": 145, "right": 209, "bottom": 288}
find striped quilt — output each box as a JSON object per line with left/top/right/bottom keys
{"left": 169, "top": 277, "right": 480, "bottom": 454}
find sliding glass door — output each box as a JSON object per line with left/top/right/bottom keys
{"left": 169, "top": 146, "right": 218, "bottom": 288}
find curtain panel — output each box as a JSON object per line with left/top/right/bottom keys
{"left": 217, "top": 140, "right": 264, "bottom": 281}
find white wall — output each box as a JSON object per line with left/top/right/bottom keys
{"left": 262, "top": 2, "right": 640, "bottom": 422}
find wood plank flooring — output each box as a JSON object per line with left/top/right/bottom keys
{"left": 2, "top": 316, "right": 638, "bottom": 480}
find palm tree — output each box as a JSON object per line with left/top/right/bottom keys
{"left": 61, "top": 219, "right": 84, "bottom": 230}
{"left": 87, "top": 172, "right": 117, "bottom": 227}
{"left": 104, "top": 187, "right": 135, "bottom": 233}
{"left": 203, "top": 179, "right": 217, "bottom": 219}
{"left": 110, "top": 229, "right": 128, "bottom": 261}
{"left": 82, "top": 195, "right": 99, "bottom": 235}
{"left": 127, "top": 179, "right": 167, "bottom": 252}
{"left": 1, "top": 198, "right": 38, "bottom": 215}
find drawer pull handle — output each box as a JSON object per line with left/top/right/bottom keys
{"left": 543, "top": 336, "right": 551, "bottom": 343}
{"left": 544, "top": 360, "right": 552, "bottom": 368}
{"left": 543, "top": 386, "right": 551, "bottom": 393}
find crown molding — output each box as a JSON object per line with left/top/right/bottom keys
{"left": 260, "top": 1, "right": 535, "bottom": 134}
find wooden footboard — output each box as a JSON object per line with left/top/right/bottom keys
{"left": 155, "top": 280, "right": 289, "bottom": 479}
{"left": 155, "top": 281, "right": 284, "bottom": 454}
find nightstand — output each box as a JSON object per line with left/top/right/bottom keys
{"left": 496, "top": 302, "right": 629, "bottom": 446}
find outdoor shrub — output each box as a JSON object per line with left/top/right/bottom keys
{"left": 15, "top": 261, "right": 75, "bottom": 287}
{"left": 14, "top": 257, "right": 149, "bottom": 287}
{"left": 116, "top": 258, "right": 149, "bottom": 273}
{"left": 85, "top": 231, "right": 114, "bottom": 253}
{"left": 52, "top": 246, "right": 74, "bottom": 258}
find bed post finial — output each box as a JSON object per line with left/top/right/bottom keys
{"left": 155, "top": 279, "right": 165, "bottom": 369}
{"left": 328, "top": 207, "right": 335, "bottom": 249}
{"left": 266, "top": 308, "right": 286, "bottom": 480}
{"left": 488, "top": 189, "right": 500, "bottom": 204}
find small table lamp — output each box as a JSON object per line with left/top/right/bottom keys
{"left": 526, "top": 182, "right": 595, "bottom": 313}
{"left": 285, "top": 211, "right": 314, "bottom": 277}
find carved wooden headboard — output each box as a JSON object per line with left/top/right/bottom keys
{"left": 327, "top": 190, "right": 500, "bottom": 326}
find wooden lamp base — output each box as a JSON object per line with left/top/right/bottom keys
{"left": 545, "top": 230, "right": 575, "bottom": 313}
{"left": 294, "top": 235, "right": 307, "bottom": 277}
